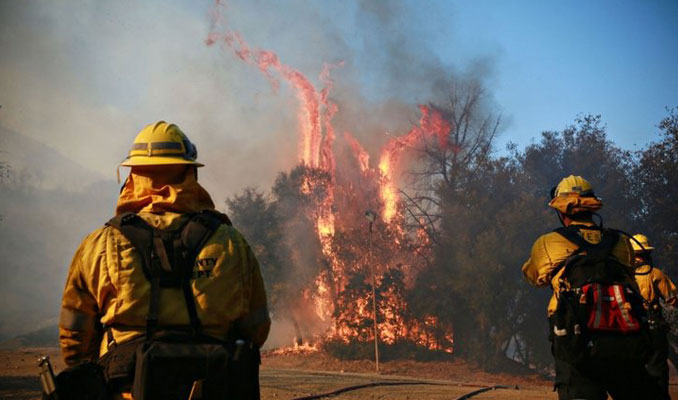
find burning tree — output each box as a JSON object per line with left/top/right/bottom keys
{"left": 228, "top": 152, "right": 454, "bottom": 356}
{"left": 211, "top": 13, "right": 458, "bottom": 356}
{"left": 211, "top": 1, "right": 513, "bottom": 362}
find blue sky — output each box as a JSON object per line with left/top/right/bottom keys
{"left": 438, "top": 0, "right": 677, "bottom": 151}
{"left": 338, "top": 0, "right": 677, "bottom": 151}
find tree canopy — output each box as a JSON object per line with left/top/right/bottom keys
{"left": 225, "top": 105, "right": 677, "bottom": 373}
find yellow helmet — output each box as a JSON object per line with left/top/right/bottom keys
{"left": 120, "top": 121, "right": 203, "bottom": 167}
{"left": 552, "top": 175, "right": 595, "bottom": 197}
{"left": 631, "top": 234, "right": 654, "bottom": 253}
{"left": 548, "top": 175, "right": 603, "bottom": 214}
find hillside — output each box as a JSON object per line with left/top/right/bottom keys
{"left": 0, "top": 124, "right": 105, "bottom": 190}
{"left": 0, "top": 126, "right": 118, "bottom": 340}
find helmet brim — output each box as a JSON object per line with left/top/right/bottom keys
{"left": 632, "top": 246, "right": 654, "bottom": 253}
{"left": 120, "top": 156, "right": 204, "bottom": 167}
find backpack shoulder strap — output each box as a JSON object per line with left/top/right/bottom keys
{"left": 596, "top": 229, "right": 619, "bottom": 255}
{"left": 553, "top": 226, "right": 590, "bottom": 250}
{"left": 205, "top": 209, "right": 233, "bottom": 226}
{"left": 555, "top": 226, "right": 620, "bottom": 261}
{"left": 107, "top": 213, "right": 163, "bottom": 337}
{"left": 106, "top": 213, "right": 154, "bottom": 280}
{"left": 181, "top": 210, "right": 231, "bottom": 252}
{"left": 175, "top": 210, "right": 232, "bottom": 334}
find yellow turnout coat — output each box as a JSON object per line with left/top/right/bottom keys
{"left": 59, "top": 170, "right": 270, "bottom": 366}
{"left": 634, "top": 264, "right": 678, "bottom": 306}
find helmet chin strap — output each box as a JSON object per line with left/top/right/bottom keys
{"left": 550, "top": 186, "right": 566, "bottom": 227}
{"left": 119, "top": 175, "right": 130, "bottom": 194}
{"left": 556, "top": 210, "right": 567, "bottom": 227}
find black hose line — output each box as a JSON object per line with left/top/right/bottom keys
{"left": 454, "top": 385, "right": 510, "bottom": 400}
{"left": 290, "top": 381, "right": 513, "bottom": 400}
{"left": 290, "top": 381, "right": 440, "bottom": 400}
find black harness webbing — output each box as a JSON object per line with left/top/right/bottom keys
{"left": 552, "top": 226, "right": 649, "bottom": 306}
{"left": 554, "top": 225, "right": 618, "bottom": 261}
{"left": 553, "top": 226, "right": 619, "bottom": 283}
{"left": 106, "top": 210, "right": 231, "bottom": 339}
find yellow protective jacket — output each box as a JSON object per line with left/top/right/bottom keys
{"left": 522, "top": 221, "right": 635, "bottom": 316}
{"left": 59, "top": 171, "right": 270, "bottom": 366}
{"left": 634, "top": 264, "right": 678, "bottom": 307}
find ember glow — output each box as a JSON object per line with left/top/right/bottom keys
{"left": 208, "top": 2, "right": 454, "bottom": 355}
{"left": 269, "top": 338, "right": 320, "bottom": 356}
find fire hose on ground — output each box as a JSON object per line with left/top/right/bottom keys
{"left": 290, "top": 381, "right": 513, "bottom": 400}
{"left": 453, "top": 385, "right": 511, "bottom": 400}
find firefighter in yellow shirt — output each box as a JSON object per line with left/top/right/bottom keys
{"left": 632, "top": 233, "right": 677, "bottom": 400}
{"left": 522, "top": 175, "right": 656, "bottom": 400}
{"left": 58, "top": 122, "right": 270, "bottom": 399}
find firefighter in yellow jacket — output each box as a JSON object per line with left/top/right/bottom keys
{"left": 59, "top": 121, "right": 270, "bottom": 399}
{"left": 632, "top": 233, "right": 677, "bottom": 400}
{"left": 522, "top": 175, "right": 656, "bottom": 400}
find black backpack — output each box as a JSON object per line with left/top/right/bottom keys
{"left": 549, "top": 226, "right": 651, "bottom": 365}
{"left": 98, "top": 210, "right": 260, "bottom": 400}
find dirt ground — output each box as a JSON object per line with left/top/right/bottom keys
{"left": 258, "top": 368, "right": 552, "bottom": 399}
{"left": 0, "top": 347, "right": 676, "bottom": 399}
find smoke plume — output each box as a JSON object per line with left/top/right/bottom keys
{"left": 0, "top": 0, "right": 497, "bottom": 341}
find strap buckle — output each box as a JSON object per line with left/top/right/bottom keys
{"left": 120, "top": 213, "right": 138, "bottom": 225}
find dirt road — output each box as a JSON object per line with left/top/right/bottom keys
{"left": 1, "top": 348, "right": 675, "bottom": 399}
{"left": 0, "top": 365, "right": 553, "bottom": 400}
{"left": 259, "top": 368, "right": 554, "bottom": 399}
{"left": 0, "top": 347, "right": 555, "bottom": 399}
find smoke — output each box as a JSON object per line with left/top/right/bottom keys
{"left": 0, "top": 0, "right": 497, "bottom": 195}
{"left": 0, "top": 0, "right": 498, "bottom": 341}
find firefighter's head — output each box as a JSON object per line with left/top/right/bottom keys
{"left": 120, "top": 121, "right": 202, "bottom": 184}
{"left": 631, "top": 233, "right": 654, "bottom": 266}
{"left": 549, "top": 175, "right": 603, "bottom": 223}
{"left": 631, "top": 234, "right": 653, "bottom": 253}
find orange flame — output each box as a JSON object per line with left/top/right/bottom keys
{"left": 344, "top": 132, "right": 370, "bottom": 173}
{"left": 207, "top": 30, "right": 325, "bottom": 167}
{"left": 207, "top": 4, "right": 453, "bottom": 354}
{"left": 378, "top": 105, "right": 451, "bottom": 223}
{"left": 269, "top": 338, "right": 320, "bottom": 355}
